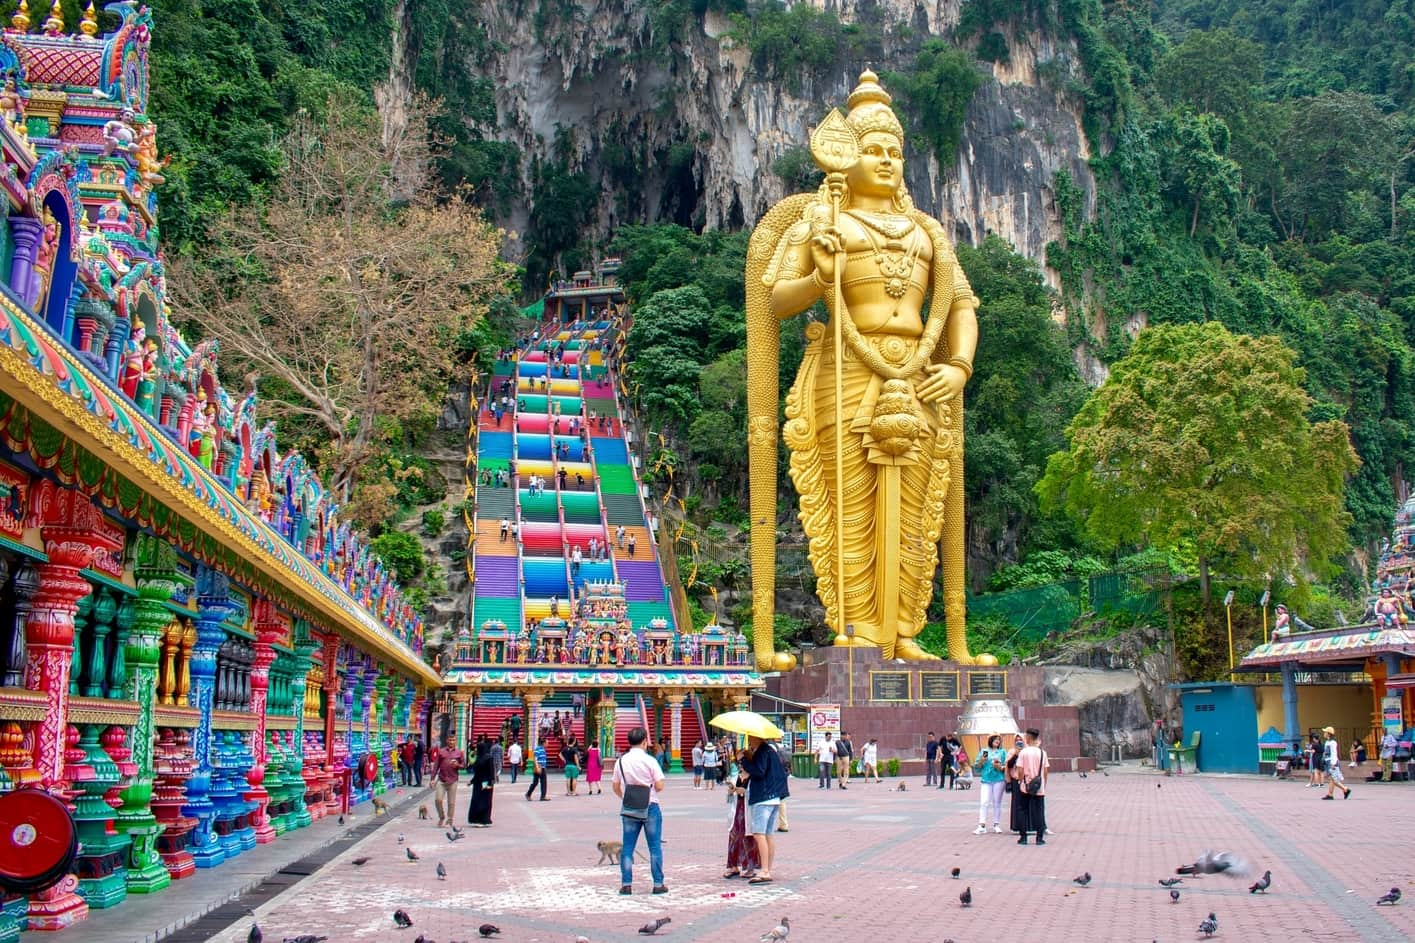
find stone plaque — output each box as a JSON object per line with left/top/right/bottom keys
{"left": 968, "top": 670, "right": 1008, "bottom": 698}
{"left": 869, "top": 670, "right": 911, "bottom": 702}
{"left": 919, "top": 671, "right": 960, "bottom": 702}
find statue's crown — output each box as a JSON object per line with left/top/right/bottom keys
{"left": 845, "top": 69, "right": 904, "bottom": 140}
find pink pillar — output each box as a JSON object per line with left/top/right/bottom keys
{"left": 245, "top": 600, "right": 279, "bottom": 844}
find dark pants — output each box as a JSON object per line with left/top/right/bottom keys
{"left": 400, "top": 765, "right": 412, "bottom": 786}
{"left": 1017, "top": 792, "right": 1047, "bottom": 841}
{"left": 925, "top": 757, "right": 937, "bottom": 785}
{"left": 941, "top": 762, "right": 956, "bottom": 789}
{"left": 526, "top": 769, "right": 547, "bottom": 800}
{"left": 413, "top": 760, "right": 423, "bottom": 787}
{"left": 509, "top": 763, "right": 519, "bottom": 784}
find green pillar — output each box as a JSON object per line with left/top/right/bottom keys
{"left": 289, "top": 624, "right": 316, "bottom": 829}
{"left": 74, "top": 725, "right": 129, "bottom": 907}
{"left": 373, "top": 674, "right": 391, "bottom": 794}
{"left": 121, "top": 535, "right": 190, "bottom": 894}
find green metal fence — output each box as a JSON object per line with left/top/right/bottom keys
{"left": 966, "top": 570, "right": 1163, "bottom": 638}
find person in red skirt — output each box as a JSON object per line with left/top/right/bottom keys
{"left": 585, "top": 742, "right": 604, "bottom": 796}
{"left": 723, "top": 766, "right": 762, "bottom": 879}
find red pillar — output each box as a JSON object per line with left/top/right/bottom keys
{"left": 24, "top": 484, "right": 122, "bottom": 930}
{"left": 321, "top": 633, "right": 342, "bottom": 815}
{"left": 245, "top": 600, "right": 280, "bottom": 844}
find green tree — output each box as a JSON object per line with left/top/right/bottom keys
{"left": 1037, "top": 322, "right": 1358, "bottom": 603}
{"left": 884, "top": 40, "right": 983, "bottom": 170}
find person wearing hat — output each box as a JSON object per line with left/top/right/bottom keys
{"left": 1322, "top": 726, "right": 1351, "bottom": 800}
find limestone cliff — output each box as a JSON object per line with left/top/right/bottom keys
{"left": 454, "top": 0, "right": 1095, "bottom": 281}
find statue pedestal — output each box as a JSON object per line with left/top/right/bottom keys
{"left": 766, "top": 646, "right": 1090, "bottom": 773}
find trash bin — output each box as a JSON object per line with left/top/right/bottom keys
{"left": 791, "top": 752, "right": 814, "bottom": 779}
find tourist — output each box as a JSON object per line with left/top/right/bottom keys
{"left": 942, "top": 732, "right": 962, "bottom": 790}
{"left": 1306, "top": 732, "right": 1326, "bottom": 788}
{"left": 1348, "top": 736, "right": 1367, "bottom": 769}
{"left": 585, "top": 742, "right": 603, "bottom": 795}
{"left": 1380, "top": 729, "right": 1398, "bottom": 781}
{"left": 507, "top": 738, "right": 523, "bottom": 784}
{"left": 525, "top": 737, "right": 549, "bottom": 801}
{"left": 612, "top": 726, "right": 667, "bottom": 895}
{"left": 467, "top": 740, "right": 496, "bottom": 828}
{"left": 835, "top": 730, "right": 853, "bottom": 789}
{"left": 723, "top": 762, "right": 762, "bottom": 879}
{"left": 616, "top": 525, "right": 626, "bottom": 549}
{"left": 412, "top": 735, "right": 425, "bottom": 788}
{"left": 973, "top": 735, "right": 1007, "bottom": 834}
{"left": 399, "top": 737, "right": 415, "bottom": 786}
{"left": 1015, "top": 728, "right": 1048, "bottom": 845}
{"left": 702, "top": 738, "right": 720, "bottom": 791}
{"left": 562, "top": 738, "right": 582, "bottom": 796}
{"left": 1322, "top": 726, "right": 1351, "bottom": 800}
{"left": 861, "top": 738, "right": 880, "bottom": 782}
{"left": 499, "top": 517, "right": 510, "bottom": 542}
{"left": 692, "top": 740, "right": 705, "bottom": 789}
{"left": 431, "top": 735, "right": 465, "bottom": 829}
{"left": 816, "top": 732, "right": 836, "bottom": 789}
{"left": 627, "top": 533, "right": 637, "bottom": 557}
{"left": 922, "top": 731, "right": 941, "bottom": 786}
{"left": 489, "top": 737, "right": 504, "bottom": 784}
{"left": 774, "top": 739, "right": 793, "bottom": 831}
{"left": 1005, "top": 735, "right": 1024, "bottom": 834}
{"left": 739, "top": 734, "right": 788, "bottom": 884}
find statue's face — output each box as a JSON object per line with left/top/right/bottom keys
{"left": 848, "top": 130, "right": 904, "bottom": 199}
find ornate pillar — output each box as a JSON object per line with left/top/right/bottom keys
{"left": 666, "top": 691, "right": 686, "bottom": 771}
{"left": 83, "top": 589, "right": 116, "bottom": 697}
{"left": 24, "top": 486, "right": 121, "bottom": 931}
{"left": 8, "top": 215, "right": 43, "bottom": 306}
{"left": 2, "top": 561, "right": 38, "bottom": 688}
{"left": 106, "top": 595, "right": 134, "bottom": 700}
{"left": 453, "top": 692, "right": 472, "bottom": 755}
{"left": 73, "top": 724, "right": 129, "bottom": 907}
{"left": 245, "top": 599, "right": 279, "bottom": 844}
{"left": 183, "top": 565, "right": 231, "bottom": 869}
{"left": 372, "top": 672, "right": 391, "bottom": 793}
{"left": 119, "top": 535, "right": 189, "bottom": 893}
{"left": 321, "top": 634, "right": 342, "bottom": 814}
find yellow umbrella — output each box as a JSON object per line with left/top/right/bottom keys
{"left": 709, "top": 711, "right": 783, "bottom": 740}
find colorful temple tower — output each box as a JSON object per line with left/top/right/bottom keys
{"left": 0, "top": 4, "right": 436, "bottom": 935}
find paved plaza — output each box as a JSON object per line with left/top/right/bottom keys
{"left": 168, "top": 764, "right": 1415, "bottom": 943}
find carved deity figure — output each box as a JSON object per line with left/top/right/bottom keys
{"left": 32, "top": 207, "right": 59, "bottom": 313}
{"left": 747, "top": 71, "right": 988, "bottom": 668}
{"left": 135, "top": 336, "right": 160, "bottom": 415}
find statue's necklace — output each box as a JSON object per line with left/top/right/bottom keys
{"left": 848, "top": 211, "right": 922, "bottom": 301}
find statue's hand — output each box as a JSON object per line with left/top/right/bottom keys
{"left": 917, "top": 363, "right": 967, "bottom": 404}
{"left": 809, "top": 226, "right": 843, "bottom": 284}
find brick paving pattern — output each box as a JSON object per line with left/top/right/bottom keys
{"left": 205, "top": 766, "right": 1415, "bottom": 942}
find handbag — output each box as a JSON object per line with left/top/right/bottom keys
{"left": 1025, "top": 751, "right": 1046, "bottom": 795}
{"left": 620, "top": 783, "right": 652, "bottom": 821}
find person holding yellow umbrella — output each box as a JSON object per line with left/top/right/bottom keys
{"left": 711, "top": 711, "right": 790, "bottom": 885}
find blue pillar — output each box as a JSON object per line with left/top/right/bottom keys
{"left": 1281, "top": 661, "right": 1300, "bottom": 756}
{"left": 184, "top": 565, "right": 231, "bottom": 868}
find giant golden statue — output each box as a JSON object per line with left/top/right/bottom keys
{"left": 747, "top": 70, "right": 988, "bottom": 670}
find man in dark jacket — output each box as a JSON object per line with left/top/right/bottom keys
{"left": 925, "top": 732, "right": 939, "bottom": 786}
{"left": 741, "top": 736, "right": 789, "bottom": 884}
{"left": 411, "top": 736, "right": 426, "bottom": 787}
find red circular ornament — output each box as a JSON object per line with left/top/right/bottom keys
{"left": 0, "top": 789, "right": 77, "bottom": 894}
{"left": 362, "top": 753, "right": 377, "bottom": 782}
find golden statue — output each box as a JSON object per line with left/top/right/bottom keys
{"left": 746, "top": 70, "right": 990, "bottom": 670}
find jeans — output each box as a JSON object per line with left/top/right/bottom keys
{"left": 818, "top": 761, "right": 832, "bottom": 788}
{"left": 413, "top": 763, "right": 422, "bottom": 787}
{"left": 620, "top": 804, "right": 664, "bottom": 887}
{"left": 925, "top": 757, "right": 937, "bottom": 785}
{"left": 525, "top": 769, "right": 547, "bottom": 800}
{"left": 400, "top": 765, "right": 411, "bottom": 786}
{"left": 978, "top": 780, "right": 1005, "bottom": 825}
{"left": 509, "top": 763, "right": 520, "bottom": 784}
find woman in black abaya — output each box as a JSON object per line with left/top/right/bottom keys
{"left": 468, "top": 739, "right": 496, "bottom": 827}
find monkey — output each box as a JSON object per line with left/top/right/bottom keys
{"left": 890, "top": 782, "right": 908, "bottom": 792}
{"left": 418, "top": 805, "right": 429, "bottom": 820}
{"left": 372, "top": 797, "right": 389, "bottom": 816}
{"left": 595, "top": 840, "right": 645, "bottom": 865}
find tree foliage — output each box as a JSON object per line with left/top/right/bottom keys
{"left": 1038, "top": 322, "right": 1359, "bottom": 601}
{"left": 169, "top": 97, "right": 513, "bottom": 519}
{"left": 884, "top": 41, "right": 983, "bottom": 170}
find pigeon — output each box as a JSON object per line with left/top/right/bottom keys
{"left": 638, "top": 917, "right": 671, "bottom": 935}
{"left": 760, "top": 916, "right": 790, "bottom": 941}
{"left": 398, "top": 832, "right": 406, "bottom": 844}
{"left": 1378, "top": 886, "right": 1402, "bottom": 905}
{"left": 1248, "top": 870, "right": 1271, "bottom": 894}
{"left": 1170, "top": 889, "right": 1181, "bottom": 903}
{"left": 394, "top": 908, "right": 414, "bottom": 928}
{"left": 575, "top": 937, "right": 591, "bottom": 943}
{"left": 338, "top": 815, "right": 345, "bottom": 825}
{"left": 436, "top": 862, "right": 447, "bottom": 881}
{"left": 351, "top": 856, "right": 370, "bottom": 866}
{"left": 1073, "top": 872, "right": 1092, "bottom": 887}
{"left": 407, "top": 847, "right": 421, "bottom": 861}
{"left": 1159, "top": 878, "right": 1183, "bottom": 887}
{"left": 478, "top": 925, "right": 501, "bottom": 938}
{"left": 1177, "top": 851, "right": 1248, "bottom": 877}
{"left": 282, "top": 937, "right": 328, "bottom": 943}
{"left": 447, "top": 830, "right": 464, "bottom": 843}
{"left": 248, "top": 917, "right": 263, "bottom": 943}
{"left": 950, "top": 867, "right": 961, "bottom": 879}
{"left": 959, "top": 886, "right": 972, "bottom": 908}
{"left": 1198, "top": 912, "right": 1218, "bottom": 937}
{"left": 413, "top": 936, "right": 432, "bottom": 943}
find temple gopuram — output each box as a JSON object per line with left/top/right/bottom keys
{"left": 0, "top": 3, "right": 437, "bottom": 935}
{"left": 447, "top": 266, "right": 762, "bottom": 771}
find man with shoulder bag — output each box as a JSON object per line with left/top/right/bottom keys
{"left": 612, "top": 726, "right": 667, "bottom": 895}
{"left": 1016, "top": 728, "right": 1048, "bottom": 845}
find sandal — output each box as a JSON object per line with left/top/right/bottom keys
{"left": 723, "top": 870, "right": 741, "bottom": 879}
{"left": 749, "top": 876, "right": 774, "bottom": 884}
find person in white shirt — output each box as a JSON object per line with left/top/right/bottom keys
{"left": 861, "top": 738, "right": 880, "bottom": 783}
{"left": 816, "top": 733, "right": 837, "bottom": 789}
{"left": 1322, "top": 726, "right": 1351, "bottom": 800}
{"left": 507, "top": 739, "right": 523, "bottom": 784}
{"left": 701, "top": 740, "right": 720, "bottom": 791}
{"left": 692, "top": 741, "right": 705, "bottom": 789}
{"left": 612, "top": 726, "right": 667, "bottom": 895}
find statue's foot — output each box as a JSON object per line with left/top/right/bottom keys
{"left": 893, "top": 639, "right": 936, "bottom": 661}
{"left": 832, "top": 634, "right": 878, "bottom": 647}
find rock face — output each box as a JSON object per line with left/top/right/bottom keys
{"left": 457, "top": 0, "right": 1095, "bottom": 281}
{"left": 1042, "top": 625, "right": 1175, "bottom": 760}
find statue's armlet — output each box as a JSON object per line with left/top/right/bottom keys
{"left": 765, "top": 219, "right": 818, "bottom": 320}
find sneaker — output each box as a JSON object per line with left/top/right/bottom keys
{"left": 993, "top": 825, "right": 1003, "bottom": 834}
{"left": 619, "top": 885, "right": 632, "bottom": 895}
{"left": 1321, "top": 794, "right": 1334, "bottom": 800}
{"left": 1017, "top": 837, "right": 1028, "bottom": 845}
{"left": 973, "top": 825, "right": 987, "bottom": 835}
{"left": 1035, "top": 839, "right": 1047, "bottom": 846}
{"left": 652, "top": 885, "right": 669, "bottom": 895}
